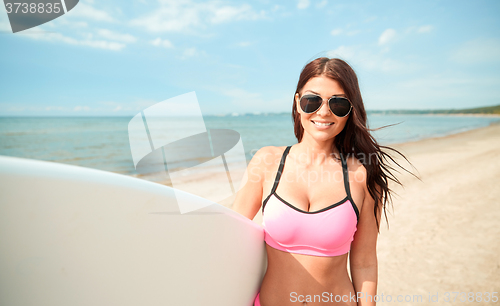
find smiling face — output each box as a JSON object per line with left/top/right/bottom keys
{"left": 295, "top": 75, "right": 350, "bottom": 144}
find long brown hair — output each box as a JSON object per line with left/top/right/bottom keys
{"left": 292, "top": 57, "right": 411, "bottom": 230}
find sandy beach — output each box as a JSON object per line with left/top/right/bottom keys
{"left": 374, "top": 122, "right": 500, "bottom": 305}
{"left": 247, "top": 123, "right": 500, "bottom": 305}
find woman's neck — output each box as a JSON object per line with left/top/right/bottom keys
{"left": 293, "top": 135, "right": 339, "bottom": 166}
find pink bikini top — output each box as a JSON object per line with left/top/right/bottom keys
{"left": 262, "top": 146, "right": 359, "bottom": 257}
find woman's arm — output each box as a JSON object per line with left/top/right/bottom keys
{"left": 350, "top": 173, "right": 382, "bottom": 306}
{"left": 232, "top": 147, "right": 271, "bottom": 220}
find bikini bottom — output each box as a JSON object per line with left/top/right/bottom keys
{"left": 254, "top": 292, "right": 261, "bottom": 306}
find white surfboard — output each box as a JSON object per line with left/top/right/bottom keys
{"left": 0, "top": 156, "right": 266, "bottom": 306}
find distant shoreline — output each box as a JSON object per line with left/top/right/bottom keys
{"left": 366, "top": 104, "right": 500, "bottom": 116}
{"left": 2, "top": 104, "right": 499, "bottom": 118}
{"left": 210, "top": 104, "right": 500, "bottom": 117}
{"left": 368, "top": 113, "right": 500, "bottom": 117}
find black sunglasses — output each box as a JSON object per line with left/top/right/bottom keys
{"left": 299, "top": 94, "right": 352, "bottom": 117}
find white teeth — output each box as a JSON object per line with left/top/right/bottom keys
{"left": 312, "top": 121, "right": 333, "bottom": 126}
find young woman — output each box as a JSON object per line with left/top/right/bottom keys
{"left": 233, "top": 57, "right": 405, "bottom": 306}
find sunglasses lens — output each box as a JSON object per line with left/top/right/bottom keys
{"left": 300, "top": 95, "right": 322, "bottom": 113}
{"left": 329, "top": 97, "right": 351, "bottom": 117}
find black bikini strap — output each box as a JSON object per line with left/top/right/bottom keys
{"left": 340, "top": 153, "right": 360, "bottom": 220}
{"left": 270, "top": 146, "right": 292, "bottom": 194}
{"left": 340, "top": 153, "right": 351, "bottom": 198}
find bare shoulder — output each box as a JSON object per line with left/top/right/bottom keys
{"left": 254, "top": 146, "right": 280, "bottom": 158}
{"left": 344, "top": 155, "right": 367, "bottom": 185}
{"left": 232, "top": 146, "right": 287, "bottom": 219}
{"left": 343, "top": 155, "right": 370, "bottom": 215}
{"left": 345, "top": 155, "right": 383, "bottom": 224}
{"left": 250, "top": 146, "right": 287, "bottom": 169}
{"left": 253, "top": 145, "right": 287, "bottom": 157}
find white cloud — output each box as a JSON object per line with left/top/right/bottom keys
{"left": 326, "top": 45, "right": 418, "bottom": 73}
{"left": 451, "top": 38, "right": 500, "bottom": 64}
{"left": 97, "top": 29, "right": 136, "bottom": 43}
{"left": 52, "top": 16, "right": 89, "bottom": 29}
{"left": 405, "top": 25, "right": 434, "bottom": 35}
{"left": 180, "top": 47, "right": 206, "bottom": 59}
{"left": 82, "top": 39, "right": 124, "bottom": 50}
{"left": 43, "top": 106, "right": 64, "bottom": 111}
{"left": 378, "top": 28, "right": 396, "bottom": 45}
{"left": 417, "top": 25, "right": 433, "bottom": 33}
{"left": 130, "top": 1, "right": 265, "bottom": 33}
{"left": 236, "top": 41, "right": 253, "bottom": 47}
{"left": 71, "top": 21, "right": 89, "bottom": 28}
{"left": 74, "top": 106, "right": 91, "bottom": 111}
{"left": 331, "top": 28, "right": 342, "bottom": 36}
{"left": 208, "top": 3, "right": 259, "bottom": 24}
{"left": 131, "top": 8, "right": 199, "bottom": 33}
{"left": 331, "top": 28, "right": 360, "bottom": 37}
{"left": 271, "top": 4, "right": 282, "bottom": 11}
{"left": 297, "top": 0, "right": 310, "bottom": 9}
{"left": 151, "top": 37, "right": 174, "bottom": 48}
{"left": 327, "top": 45, "right": 360, "bottom": 62}
{"left": 69, "top": 3, "right": 114, "bottom": 22}
{"left": 316, "top": 0, "right": 328, "bottom": 8}
{"left": 21, "top": 31, "right": 126, "bottom": 51}
{"left": 183, "top": 47, "right": 197, "bottom": 58}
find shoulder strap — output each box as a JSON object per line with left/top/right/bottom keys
{"left": 340, "top": 153, "right": 352, "bottom": 198}
{"left": 340, "top": 153, "right": 360, "bottom": 220}
{"left": 262, "top": 146, "right": 292, "bottom": 212}
{"left": 270, "top": 146, "right": 292, "bottom": 194}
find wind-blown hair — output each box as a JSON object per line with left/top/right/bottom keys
{"left": 292, "top": 57, "right": 410, "bottom": 229}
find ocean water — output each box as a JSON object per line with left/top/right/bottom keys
{"left": 0, "top": 114, "right": 498, "bottom": 176}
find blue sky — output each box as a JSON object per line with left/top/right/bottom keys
{"left": 1, "top": 0, "right": 499, "bottom": 116}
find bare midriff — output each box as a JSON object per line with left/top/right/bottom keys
{"left": 259, "top": 244, "right": 357, "bottom": 306}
